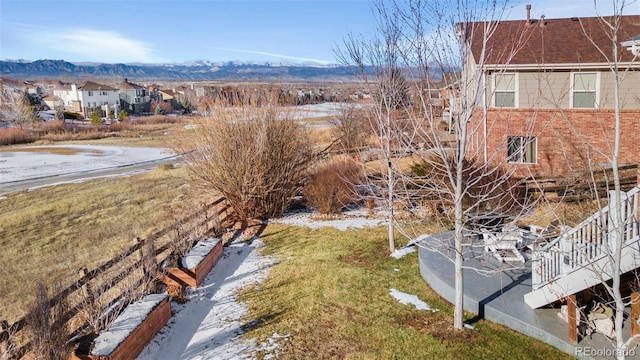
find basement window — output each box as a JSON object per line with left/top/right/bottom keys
{"left": 507, "top": 136, "right": 537, "bottom": 164}
{"left": 572, "top": 72, "right": 598, "bottom": 108}
{"left": 494, "top": 73, "right": 516, "bottom": 107}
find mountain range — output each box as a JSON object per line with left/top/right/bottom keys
{"left": 0, "top": 59, "right": 362, "bottom": 82}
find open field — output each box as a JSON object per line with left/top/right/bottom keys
{"left": 241, "top": 223, "right": 573, "bottom": 359}
{"left": 0, "top": 108, "right": 336, "bottom": 324}
{"left": 0, "top": 164, "right": 213, "bottom": 323}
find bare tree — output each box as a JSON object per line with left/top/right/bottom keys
{"left": 552, "top": 4, "right": 640, "bottom": 357}
{"left": 0, "top": 87, "right": 37, "bottom": 128}
{"left": 337, "top": 0, "right": 540, "bottom": 330}
{"left": 329, "top": 104, "right": 371, "bottom": 153}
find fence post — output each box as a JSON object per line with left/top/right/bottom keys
{"left": 136, "top": 237, "right": 158, "bottom": 285}
{"left": 78, "top": 268, "right": 94, "bottom": 303}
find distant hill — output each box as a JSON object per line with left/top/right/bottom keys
{"left": 0, "top": 59, "right": 363, "bottom": 82}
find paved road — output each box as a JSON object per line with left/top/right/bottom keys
{"left": 0, "top": 156, "right": 178, "bottom": 196}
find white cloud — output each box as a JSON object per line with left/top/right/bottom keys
{"left": 2, "top": 22, "right": 157, "bottom": 63}
{"left": 42, "top": 28, "right": 156, "bottom": 63}
{"left": 207, "top": 46, "right": 333, "bottom": 64}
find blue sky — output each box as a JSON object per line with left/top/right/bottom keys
{"left": 1, "top": 0, "right": 638, "bottom": 65}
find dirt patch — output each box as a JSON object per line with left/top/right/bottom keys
{"left": 396, "top": 313, "right": 478, "bottom": 343}
{"left": 338, "top": 243, "right": 389, "bottom": 270}
{"left": 0, "top": 147, "right": 105, "bottom": 156}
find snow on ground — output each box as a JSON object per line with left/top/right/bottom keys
{"left": 390, "top": 246, "right": 416, "bottom": 259}
{"left": 269, "top": 207, "right": 386, "bottom": 231}
{"left": 389, "top": 289, "right": 439, "bottom": 312}
{"left": 0, "top": 145, "right": 173, "bottom": 183}
{"left": 287, "top": 102, "right": 368, "bottom": 120}
{"left": 137, "top": 239, "right": 277, "bottom": 360}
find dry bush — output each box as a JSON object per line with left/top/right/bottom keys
{"left": 409, "top": 156, "right": 527, "bottom": 216}
{"left": 177, "top": 98, "right": 314, "bottom": 222}
{"left": 132, "top": 115, "right": 182, "bottom": 125}
{"left": 0, "top": 320, "right": 17, "bottom": 360}
{"left": 109, "top": 121, "right": 132, "bottom": 132}
{"left": 304, "top": 157, "right": 364, "bottom": 214}
{"left": 26, "top": 283, "right": 70, "bottom": 360}
{"left": 34, "top": 120, "right": 65, "bottom": 133}
{"left": 0, "top": 127, "right": 34, "bottom": 145}
{"left": 329, "top": 105, "right": 372, "bottom": 152}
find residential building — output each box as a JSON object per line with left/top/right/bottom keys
{"left": 54, "top": 81, "right": 120, "bottom": 118}
{"left": 457, "top": 13, "right": 640, "bottom": 180}
{"left": 119, "top": 78, "right": 151, "bottom": 114}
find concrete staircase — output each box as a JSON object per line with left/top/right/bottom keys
{"left": 524, "top": 186, "right": 640, "bottom": 309}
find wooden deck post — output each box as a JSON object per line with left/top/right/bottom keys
{"left": 568, "top": 294, "right": 578, "bottom": 343}
{"left": 632, "top": 292, "right": 640, "bottom": 337}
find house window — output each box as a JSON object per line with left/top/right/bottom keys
{"left": 100, "top": 91, "right": 108, "bottom": 95}
{"left": 87, "top": 91, "right": 94, "bottom": 96}
{"left": 572, "top": 73, "right": 598, "bottom": 108}
{"left": 494, "top": 73, "right": 516, "bottom": 107}
{"left": 507, "top": 136, "right": 537, "bottom": 164}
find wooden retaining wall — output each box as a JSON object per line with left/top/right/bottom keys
{"left": 526, "top": 164, "right": 638, "bottom": 202}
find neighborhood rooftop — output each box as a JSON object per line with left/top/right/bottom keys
{"left": 466, "top": 14, "right": 640, "bottom": 66}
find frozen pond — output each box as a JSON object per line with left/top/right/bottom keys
{"left": 0, "top": 145, "right": 174, "bottom": 190}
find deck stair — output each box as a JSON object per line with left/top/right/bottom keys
{"left": 524, "top": 186, "right": 640, "bottom": 309}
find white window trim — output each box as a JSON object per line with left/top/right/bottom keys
{"left": 570, "top": 72, "right": 600, "bottom": 109}
{"left": 507, "top": 136, "right": 537, "bottom": 164}
{"left": 492, "top": 72, "right": 518, "bottom": 108}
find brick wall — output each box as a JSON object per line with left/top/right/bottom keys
{"left": 468, "top": 108, "right": 640, "bottom": 181}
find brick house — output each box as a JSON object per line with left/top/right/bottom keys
{"left": 457, "top": 13, "right": 640, "bottom": 181}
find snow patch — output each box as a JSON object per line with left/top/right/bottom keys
{"left": 256, "top": 333, "right": 290, "bottom": 359}
{"left": 91, "top": 294, "right": 167, "bottom": 356}
{"left": 269, "top": 208, "right": 384, "bottom": 231}
{"left": 181, "top": 237, "right": 220, "bottom": 269}
{"left": 0, "top": 145, "right": 173, "bottom": 183}
{"left": 389, "top": 289, "right": 439, "bottom": 312}
{"left": 137, "top": 239, "right": 275, "bottom": 359}
{"left": 390, "top": 246, "right": 416, "bottom": 259}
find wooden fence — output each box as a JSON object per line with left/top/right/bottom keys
{"left": 526, "top": 164, "right": 638, "bottom": 202}
{"left": 0, "top": 197, "right": 233, "bottom": 360}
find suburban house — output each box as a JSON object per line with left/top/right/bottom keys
{"left": 54, "top": 81, "right": 120, "bottom": 118}
{"left": 119, "top": 78, "right": 151, "bottom": 114}
{"left": 418, "top": 11, "right": 640, "bottom": 351}
{"left": 456, "top": 12, "right": 640, "bottom": 182}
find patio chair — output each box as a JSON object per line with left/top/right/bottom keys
{"left": 481, "top": 229, "right": 526, "bottom": 263}
{"left": 525, "top": 219, "right": 561, "bottom": 250}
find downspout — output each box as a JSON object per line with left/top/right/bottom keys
{"left": 483, "top": 70, "right": 488, "bottom": 162}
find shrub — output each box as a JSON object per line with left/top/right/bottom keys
{"left": 26, "top": 283, "right": 69, "bottom": 360}
{"left": 304, "top": 157, "right": 363, "bottom": 214}
{"left": 90, "top": 109, "right": 102, "bottom": 125}
{"left": 34, "top": 120, "right": 65, "bottom": 133}
{"left": 0, "top": 127, "right": 34, "bottom": 145}
{"left": 132, "top": 115, "right": 182, "bottom": 125}
{"left": 178, "top": 100, "right": 314, "bottom": 222}
{"left": 109, "top": 121, "right": 131, "bottom": 132}
{"left": 118, "top": 110, "right": 129, "bottom": 122}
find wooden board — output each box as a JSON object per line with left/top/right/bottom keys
{"left": 164, "top": 239, "right": 224, "bottom": 288}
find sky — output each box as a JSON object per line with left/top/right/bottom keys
{"left": 1, "top": 0, "right": 639, "bottom": 65}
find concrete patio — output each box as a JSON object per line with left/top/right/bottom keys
{"left": 417, "top": 231, "right": 640, "bottom": 359}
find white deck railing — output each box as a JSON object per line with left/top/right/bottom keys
{"left": 532, "top": 186, "right": 640, "bottom": 290}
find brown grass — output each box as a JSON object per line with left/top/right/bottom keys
{"left": 0, "top": 167, "right": 208, "bottom": 323}
{"left": 130, "top": 115, "right": 184, "bottom": 125}
{"left": 0, "top": 127, "right": 34, "bottom": 146}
